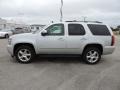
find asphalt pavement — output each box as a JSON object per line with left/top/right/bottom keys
{"left": 0, "top": 36, "right": 120, "bottom": 90}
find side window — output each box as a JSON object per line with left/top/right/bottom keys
{"left": 46, "top": 24, "right": 64, "bottom": 35}
{"left": 68, "top": 24, "right": 85, "bottom": 35}
{"left": 88, "top": 24, "right": 111, "bottom": 36}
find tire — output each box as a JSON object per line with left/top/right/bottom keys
{"left": 82, "top": 47, "right": 101, "bottom": 64}
{"left": 5, "top": 34, "right": 9, "bottom": 38}
{"left": 15, "top": 46, "right": 35, "bottom": 63}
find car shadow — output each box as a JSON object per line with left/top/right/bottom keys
{"left": 33, "top": 56, "right": 84, "bottom": 64}
{"left": 0, "top": 37, "right": 5, "bottom": 39}
{"left": 10, "top": 55, "right": 104, "bottom": 65}
{"left": 32, "top": 55, "right": 105, "bottom": 65}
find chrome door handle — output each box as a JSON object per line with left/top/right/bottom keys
{"left": 58, "top": 38, "right": 64, "bottom": 41}
{"left": 81, "top": 38, "right": 87, "bottom": 40}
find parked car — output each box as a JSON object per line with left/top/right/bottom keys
{"left": 0, "top": 29, "right": 13, "bottom": 38}
{"left": 7, "top": 21, "right": 115, "bottom": 64}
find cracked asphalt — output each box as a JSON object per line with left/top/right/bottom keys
{"left": 0, "top": 36, "right": 120, "bottom": 90}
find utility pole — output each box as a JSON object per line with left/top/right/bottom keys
{"left": 82, "top": 16, "right": 87, "bottom": 22}
{"left": 60, "top": 0, "right": 63, "bottom": 22}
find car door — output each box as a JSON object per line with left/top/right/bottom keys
{"left": 66, "top": 23, "right": 86, "bottom": 54}
{"left": 37, "top": 24, "right": 67, "bottom": 54}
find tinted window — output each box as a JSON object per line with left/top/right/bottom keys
{"left": 68, "top": 24, "right": 85, "bottom": 35}
{"left": 88, "top": 24, "right": 111, "bottom": 35}
{"left": 46, "top": 24, "right": 64, "bottom": 36}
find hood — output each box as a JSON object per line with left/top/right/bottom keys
{"left": 0, "top": 31, "right": 8, "bottom": 34}
{"left": 10, "top": 33, "right": 34, "bottom": 39}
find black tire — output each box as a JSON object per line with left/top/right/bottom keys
{"left": 82, "top": 47, "right": 101, "bottom": 64}
{"left": 15, "top": 46, "right": 35, "bottom": 63}
{"left": 5, "top": 34, "right": 9, "bottom": 38}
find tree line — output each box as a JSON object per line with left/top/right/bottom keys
{"left": 111, "top": 25, "right": 120, "bottom": 35}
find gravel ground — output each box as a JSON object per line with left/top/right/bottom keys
{"left": 0, "top": 36, "right": 120, "bottom": 90}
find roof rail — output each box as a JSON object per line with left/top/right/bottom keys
{"left": 65, "top": 20, "right": 102, "bottom": 23}
{"left": 65, "top": 20, "right": 79, "bottom": 22}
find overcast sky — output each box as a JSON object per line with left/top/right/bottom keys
{"left": 0, "top": 0, "right": 120, "bottom": 27}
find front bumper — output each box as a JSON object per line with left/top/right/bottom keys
{"left": 0, "top": 34, "right": 5, "bottom": 38}
{"left": 7, "top": 45, "right": 14, "bottom": 57}
{"left": 103, "top": 46, "right": 115, "bottom": 55}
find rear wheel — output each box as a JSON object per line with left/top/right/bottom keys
{"left": 82, "top": 47, "right": 101, "bottom": 64}
{"left": 15, "top": 46, "right": 35, "bottom": 63}
{"left": 5, "top": 34, "right": 9, "bottom": 38}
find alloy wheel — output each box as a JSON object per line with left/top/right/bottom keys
{"left": 86, "top": 50, "right": 99, "bottom": 63}
{"left": 18, "top": 49, "right": 31, "bottom": 62}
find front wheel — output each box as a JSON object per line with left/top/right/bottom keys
{"left": 82, "top": 47, "right": 101, "bottom": 64}
{"left": 15, "top": 46, "right": 35, "bottom": 63}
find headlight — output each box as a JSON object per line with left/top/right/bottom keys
{"left": 8, "top": 38, "right": 12, "bottom": 45}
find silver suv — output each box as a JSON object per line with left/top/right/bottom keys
{"left": 7, "top": 21, "right": 115, "bottom": 64}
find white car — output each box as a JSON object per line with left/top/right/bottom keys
{"left": 7, "top": 21, "right": 115, "bottom": 64}
{"left": 0, "top": 29, "right": 13, "bottom": 38}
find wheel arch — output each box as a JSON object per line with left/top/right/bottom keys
{"left": 83, "top": 43, "right": 103, "bottom": 55}
{"left": 5, "top": 33, "right": 8, "bottom": 35}
{"left": 14, "top": 43, "right": 36, "bottom": 55}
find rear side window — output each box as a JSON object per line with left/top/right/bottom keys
{"left": 68, "top": 24, "right": 85, "bottom": 35}
{"left": 88, "top": 24, "right": 111, "bottom": 36}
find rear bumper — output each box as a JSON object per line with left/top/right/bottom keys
{"left": 103, "top": 46, "right": 115, "bottom": 55}
{"left": 7, "top": 45, "right": 14, "bottom": 57}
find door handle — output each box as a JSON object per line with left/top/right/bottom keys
{"left": 81, "top": 38, "right": 87, "bottom": 40}
{"left": 58, "top": 38, "right": 64, "bottom": 41}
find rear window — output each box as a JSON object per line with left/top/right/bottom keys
{"left": 88, "top": 24, "right": 111, "bottom": 36}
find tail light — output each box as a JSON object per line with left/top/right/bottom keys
{"left": 111, "top": 35, "right": 115, "bottom": 46}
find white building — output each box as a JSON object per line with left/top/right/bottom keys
{"left": 0, "top": 18, "right": 29, "bottom": 30}
{"left": 0, "top": 18, "right": 7, "bottom": 30}
{"left": 30, "top": 24, "right": 45, "bottom": 32}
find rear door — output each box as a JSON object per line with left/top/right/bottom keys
{"left": 66, "top": 23, "right": 86, "bottom": 54}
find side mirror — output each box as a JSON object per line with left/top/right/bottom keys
{"left": 41, "top": 30, "right": 47, "bottom": 36}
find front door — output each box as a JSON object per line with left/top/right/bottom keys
{"left": 37, "top": 24, "right": 67, "bottom": 54}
